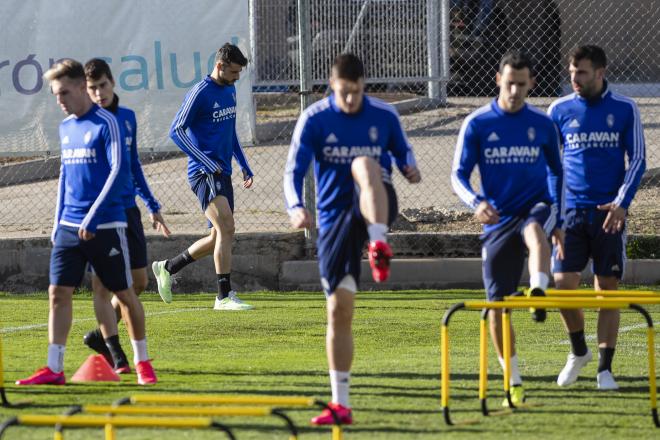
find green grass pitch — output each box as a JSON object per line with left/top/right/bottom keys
{"left": 1, "top": 289, "right": 659, "bottom": 439}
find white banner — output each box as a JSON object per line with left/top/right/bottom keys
{"left": 0, "top": 0, "right": 255, "bottom": 154}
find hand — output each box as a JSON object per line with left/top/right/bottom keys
{"left": 289, "top": 207, "right": 311, "bottom": 229}
{"left": 474, "top": 200, "right": 500, "bottom": 225}
{"left": 597, "top": 202, "right": 626, "bottom": 233}
{"left": 242, "top": 169, "right": 254, "bottom": 189}
{"left": 150, "top": 212, "right": 171, "bottom": 238}
{"left": 403, "top": 165, "right": 421, "bottom": 183}
{"left": 551, "top": 228, "right": 565, "bottom": 260}
{"left": 78, "top": 228, "right": 95, "bottom": 241}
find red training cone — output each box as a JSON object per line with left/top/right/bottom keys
{"left": 70, "top": 354, "right": 120, "bottom": 383}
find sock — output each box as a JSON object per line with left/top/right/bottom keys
{"left": 569, "top": 330, "right": 588, "bottom": 357}
{"left": 498, "top": 354, "right": 522, "bottom": 386}
{"left": 105, "top": 335, "right": 128, "bottom": 367}
{"left": 47, "top": 344, "right": 66, "bottom": 373}
{"left": 598, "top": 347, "right": 615, "bottom": 372}
{"left": 130, "top": 339, "right": 149, "bottom": 364}
{"left": 330, "top": 370, "right": 351, "bottom": 407}
{"left": 529, "top": 272, "right": 549, "bottom": 290}
{"left": 367, "top": 223, "right": 388, "bottom": 243}
{"left": 217, "top": 273, "right": 231, "bottom": 300}
{"left": 165, "top": 250, "right": 194, "bottom": 275}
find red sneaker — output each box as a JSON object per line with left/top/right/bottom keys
{"left": 368, "top": 240, "right": 393, "bottom": 282}
{"left": 15, "top": 367, "right": 65, "bottom": 386}
{"left": 136, "top": 360, "right": 157, "bottom": 385}
{"left": 311, "top": 402, "right": 353, "bottom": 425}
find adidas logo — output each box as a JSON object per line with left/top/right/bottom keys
{"left": 487, "top": 132, "right": 500, "bottom": 142}
{"left": 325, "top": 133, "right": 338, "bottom": 143}
{"left": 62, "top": 136, "right": 70, "bottom": 144}
{"left": 213, "top": 102, "right": 221, "bottom": 108}
{"left": 108, "top": 248, "right": 120, "bottom": 257}
{"left": 568, "top": 119, "right": 580, "bottom": 128}
{"left": 611, "top": 264, "right": 620, "bottom": 271}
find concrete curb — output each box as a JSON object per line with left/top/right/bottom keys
{"left": 280, "top": 258, "right": 660, "bottom": 291}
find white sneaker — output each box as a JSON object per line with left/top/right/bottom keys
{"left": 557, "top": 349, "right": 593, "bottom": 386}
{"left": 597, "top": 370, "right": 619, "bottom": 390}
{"left": 213, "top": 291, "right": 254, "bottom": 311}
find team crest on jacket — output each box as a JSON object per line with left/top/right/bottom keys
{"left": 607, "top": 114, "right": 615, "bottom": 128}
{"left": 527, "top": 127, "right": 536, "bottom": 142}
{"left": 125, "top": 120, "right": 133, "bottom": 134}
{"left": 84, "top": 131, "right": 92, "bottom": 145}
{"left": 369, "top": 126, "right": 378, "bottom": 143}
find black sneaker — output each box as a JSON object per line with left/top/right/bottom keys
{"left": 83, "top": 329, "right": 113, "bottom": 365}
{"left": 526, "top": 287, "right": 547, "bottom": 323}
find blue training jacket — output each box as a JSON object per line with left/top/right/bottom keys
{"left": 451, "top": 100, "right": 564, "bottom": 233}
{"left": 54, "top": 104, "right": 130, "bottom": 236}
{"left": 284, "top": 94, "right": 417, "bottom": 232}
{"left": 169, "top": 76, "right": 253, "bottom": 181}
{"left": 548, "top": 82, "right": 646, "bottom": 210}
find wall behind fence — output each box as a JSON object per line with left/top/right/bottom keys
{"left": 1, "top": 1, "right": 658, "bottom": 258}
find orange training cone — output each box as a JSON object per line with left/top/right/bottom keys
{"left": 70, "top": 354, "right": 120, "bottom": 383}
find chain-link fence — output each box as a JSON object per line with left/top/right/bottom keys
{"left": 1, "top": 0, "right": 659, "bottom": 257}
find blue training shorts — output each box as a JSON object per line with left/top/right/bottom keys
{"left": 481, "top": 202, "right": 553, "bottom": 301}
{"left": 50, "top": 225, "right": 133, "bottom": 292}
{"left": 317, "top": 182, "right": 398, "bottom": 296}
{"left": 552, "top": 208, "right": 626, "bottom": 279}
{"left": 189, "top": 170, "right": 235, "bottom": 228}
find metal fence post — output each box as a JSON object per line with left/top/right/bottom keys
{"left": 426, "top": 0, "right": 440, "bottom": 100}
{"left": 438, "top": 0, "right": 450, "bottom": 104}
{"left": 297, "top": 0, "right": 317, "bottom": 249}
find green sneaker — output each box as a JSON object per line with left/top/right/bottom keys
{"left": 151, "top": 260, "right": 172, "bottom": 304}
{"left": 213, "top": 292, "right": 254, "bottom": 311}
{"left": 502, "top": 385, "right": 526, "bottom": 408}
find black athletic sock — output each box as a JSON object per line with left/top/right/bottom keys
{"left": 598, "top": 347, "right": 615, "bottom": 372}
{"left": 217, "top": 273, "right": 231, "bottom": 300}
{"left": 569, "top": 330, "right": 588, "bottom": 357}
{"left": 165, "top": 250, "right": 194, "bottom": 275}
{"left": 104, "top": 335, "right": 128, "bottom": 368}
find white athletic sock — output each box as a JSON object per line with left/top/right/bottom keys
{"left": 329, "top": 370, "right": 351, "bottom": 407}
{"left": 530, "top": 272, "right": 549, "bottom": 290}
{"left": 131, "top": 339, "right": 149, "bottom": 364}
{"left": 47, "top": 344, "right": 65, "bottom": 373}
{"left": 367, "top": 223, "right": 388, "bottom": 243}
{"left": 498, "top": 355, "right": 522, "bottom": 386}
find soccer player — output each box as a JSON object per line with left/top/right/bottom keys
{"left": 549, "top": 45, "right": 646, "bottom": 390}
{"left": 151, "top": 43, "right": 255, "bottom": 311}
{"left": 80, "top": 58, "right": 171, "bottom": 373}
{"left": 284, "top": 53, "right": 421, "bottom": 425}
{"left": 451, "top": 51, "right": 564, "bottom": 406}
{"left": 15, "top": 59, "right": 156, "bottom": 386}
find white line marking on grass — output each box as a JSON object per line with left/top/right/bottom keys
{"left": 560, "top": 321, "right": 660, "bottom": 345}
{"left": 1, "top": 307, "right": 207, "bottom": 334}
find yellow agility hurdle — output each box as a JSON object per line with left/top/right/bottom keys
{"left": 120, "top": 394, "right": 345, "bottom": 440}
{"left": 546, "top": 289, "right": 660, "bottom": 297}
{"left": 0, "top": 414, "right": 235, "bottom": 440}
{"left": 63, "top": 404, "right": 300, "bottom": 440}
{"left": 441, "top": 299, "right": 659, "bottom": 427}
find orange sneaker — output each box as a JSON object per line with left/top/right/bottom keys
{"left": 368, "top": 240, "right": 393, "bottom": 282}
{"left": 136, "top": 360, "right": 157, "bottom": 385}
{"left": 15, "top": 367, "right": 65, "bottom": 386}
{"left": 311, "top": 402, "right": 353, "bottom": 425}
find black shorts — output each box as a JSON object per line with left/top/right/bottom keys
{"left": 125, "top": 206, "right": 147, "bottom": 269}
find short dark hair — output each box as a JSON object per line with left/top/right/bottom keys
{"left": 84, "top": 58, "right": 114, "bottom": 82}
{"left": 332, "top": 53, "right": 364, "bottom": 81}
{"left": 569, "top": 45, "right": 607, "bottom": 69}
{"left": 214, "top": 43, "right": 248, "bottom": 66}
{"left": 499, "top": 50, "right": 535, "bottom": 75}
{"left": 43, "top": 59, "right": 85, "bottom": 82}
